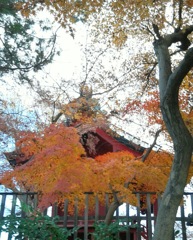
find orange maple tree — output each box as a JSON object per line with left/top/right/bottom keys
{"left": 1, "top": 123, "right": 173, "bottom": 210}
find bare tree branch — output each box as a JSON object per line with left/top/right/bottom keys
{"left": 51, "top": 112, "right": 63, "bottom": 123}
{"left": 165, "top": 25, "right": 193, "bottom": 49}
{"left": 134, "top": 129, "right": 162, "bottom": 162}
{"left": 177, "top": 0, "right": 183, "bottom": 30}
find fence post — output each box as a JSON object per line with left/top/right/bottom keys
{"left": 33, "top": 193, "right": 38, "bottom": 210}
{"left": 84, "top": 193, "right": 89, "bottom": 240}
{"left": 191, "top": 194, "right": 193, "bottom": 213}
{"left": 146, "top": 193, "right": 152, "bottom": 240}
{"left": 95, "top": 195, "right": 99, "bottom": 222}
{"left": 21, "top": 194, "right": 27, "bottom": 218}
{"left": 105, "top": 193, "right": 109, "bottom": 215}
{"left": 180, "top": 204, "right": 187, "bottom": 240}
{"left": 63, "top": 199, "right": 69, "bottom": 228}
{"left": 136, "top": 193, "right": 141, "bottom": 240}
{"left": 0, "top": 194, "right": 6, "bottom": 219}
{"left": 126, "top": 203, "right": 131, "bottom": 240}
{"left": 73, "top": 198, "right": 78, "bottom": 240}
{"left": 52, "top": 203, "right": 58, "bottom": 217}
{"left": 0, "top": 194, "right": 7, "bottom": 239}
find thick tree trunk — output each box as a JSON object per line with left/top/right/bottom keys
{"left": 153, "top": 103, "right": 192, "bottom": 240}
{"left": 153, "top": 40, "right": 193, "bottom": 240}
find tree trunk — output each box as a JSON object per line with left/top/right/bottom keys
{"left": 153, "top": 40, "right": 193, "bottom": 240}
{"left": 104, "top": 200, "right": 122, "bottom": 225}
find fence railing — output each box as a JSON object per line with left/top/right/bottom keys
{"left": 0, "top": 192, "right": 193, "bottom": 240}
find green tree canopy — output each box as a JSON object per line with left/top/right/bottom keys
{"left": 0, "top": 0, "right": 57, "bottom": 84}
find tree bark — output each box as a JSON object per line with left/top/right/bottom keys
{"left": 153, "top": 38, "right": 193, "bottom": 239}
{"left": 104, "top": 188, "right": 122, "bottom": 225}
{"left": 104, "top": 201, "right": 122, "bottom": 225}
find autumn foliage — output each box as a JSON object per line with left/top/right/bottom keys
{"left": 1, "top": 123, "right": 176, "bottom": 210}
{"left": 125, "top": 83, "right": 193, "bottom": 136}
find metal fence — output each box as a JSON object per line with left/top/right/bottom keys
{"left": 0, "top": 192, "right": 193, "bottom": 240}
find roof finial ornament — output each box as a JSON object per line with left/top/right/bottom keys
{"left": 79, "top": 83, "right": 93, "bottom": 100}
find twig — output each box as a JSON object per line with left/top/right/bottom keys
{"left": 141, "top": 128, "right": 162, "bottom": 162}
